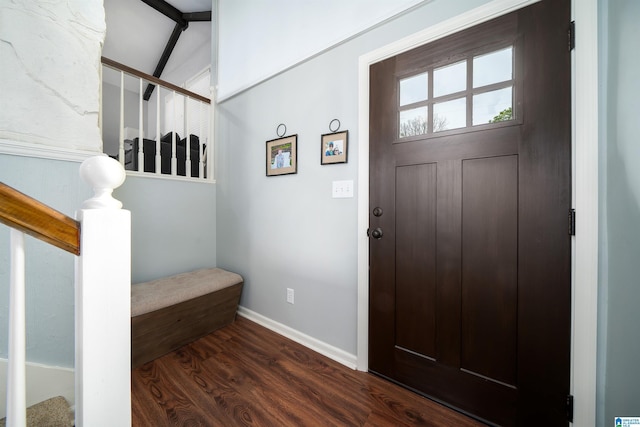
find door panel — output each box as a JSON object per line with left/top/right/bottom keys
{"left": 395, "top": 163, "right": 437, "bottom": 358}
{"left": 461, "top": 155, "right": 518, "bottom": 386}
{"left": 369, "top": 1, "right": 571, "bottom": 425}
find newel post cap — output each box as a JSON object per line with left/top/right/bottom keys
{"left": 80, "top": 155, "right": 126, "bottom": 209}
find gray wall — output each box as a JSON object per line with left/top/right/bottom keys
{"left": 600, "top": 0, "right": 640, "bottom": 423}
{"left": 114, "top": 178, "right": 216, "bottom": 284}
{"left": 0, "top": 155, "right": 91, "bottom": 367}
{"left": 215, "top": 0, "right": 491, "bottom": 355}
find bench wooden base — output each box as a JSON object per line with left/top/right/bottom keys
{"left": 131, "top": 282, "right": 243, "bottom": 368}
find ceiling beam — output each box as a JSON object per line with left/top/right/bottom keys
{"left": 143, "top": 22, "right": 184, "bottom": 100}
{"left": 140, "top": 0, "right": 186, "bottom": 26}
{"left": 183, "top": 11, "right": 212, "bottom": 22}
{"left": 139, "top": 0, "right": 213, "bottom": 100}
{"left": 140, "top": 0, "right": 212, "bottom": 23}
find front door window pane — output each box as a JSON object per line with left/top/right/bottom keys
{"left": 473, "top": 47, "right": 513, "bottom": 88}
{"left": 400, "top": 73, "right": 428, "bottom": 106}
{"left": 473, "top": 87, "right": 513, "bottom": 125}
{"left": 434, "top": 60, "right": 466, "bottom": 98}
{"left": 399, "top": 107, "right": 428, "bottom": 138}
{"left": 396, "top": 45, "right": 516, "bottom": 139}
{"left": 433, "top": 97, "right": 466, "bottom": 132}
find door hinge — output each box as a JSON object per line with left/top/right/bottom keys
{"left": 568, "top": 21, "right": 575, "bottom": 51}
{"left": 569, "top": 208, "right": 576, "bottom": 236}
{"left": 566, "top": 394, "right": 574, "bottom": 422}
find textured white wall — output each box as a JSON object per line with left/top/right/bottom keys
{"left": 0, "top": 0, "right": 106, "bottom": 152}
{"left": 0, "top": 0, "right": 105, "bottom": 369}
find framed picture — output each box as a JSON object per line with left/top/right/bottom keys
{"left": 266, "top": 134, "right": 297, "bottom": 176}
{"left": 321, "top": 130, "right": 348, "bottom": 165}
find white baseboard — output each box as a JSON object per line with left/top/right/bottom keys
{"left": 0, "top": 359, "right": 74, "bottom": 419}
{"left": 237, "top": 306, "right": 358, "bottom": 370}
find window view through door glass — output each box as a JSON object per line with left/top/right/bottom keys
{"left": 398, "top": 45, "right": 514, "bottom": 139}
{"left": 399, "top": 106, "right": 428, "bottom": 138}
{"left": 433, "top": 60, "right": 466, "bottom": 97}
{"left": 399, "top": 73, "right": 429, "bottom": 137}
{"left": 399, "top": 72, "right": 428, "bottom": 106}
{"left": 473, "top": 47, "right": 512, "bottom": 87}
{"left": 434, "top": 98, "right": 466, "bottom": 131}
{"left": 473, "top": 47, "right": 513, "bottom": 124}
{"left": 473, "top": 86, "right": 512, "bottom": 125}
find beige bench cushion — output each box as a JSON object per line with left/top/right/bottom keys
{"left": 131, "top": 268, "right": 243, "bottom": 317}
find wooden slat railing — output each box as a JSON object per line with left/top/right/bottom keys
{"left": 0, "top": 182, "right": 80, "bottom": 255}
{"left": 101, "top": 56, "right": 210, "bottom": 104}
{"left": 101, "top": 56, "right": 212, "bottom": 180}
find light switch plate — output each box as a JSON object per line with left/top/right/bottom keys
{"left": 332, "top": 180, "right": 354, "bottom": 198}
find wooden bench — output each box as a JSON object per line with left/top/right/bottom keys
{"left": 130, "top": 268, "right": 243, "bottom": 368}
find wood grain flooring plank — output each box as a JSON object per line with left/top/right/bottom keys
{"left": 202, "top": 342, "right": 335, "bottom": 425}
{"left": 172, "top": 338, "right": 310, "bottom": 426}
{"left": 168, "top": 348, "right": 268, "bottom": 426}
{"left": 132, "top": 317, "right": 487, "bottom": 426}
{"left": 132, "top": 360, "right": 213, "bottom": 426}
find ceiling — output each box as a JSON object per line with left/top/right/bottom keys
{"left": 102, "top": 0, "right": 212, "bottom": 86}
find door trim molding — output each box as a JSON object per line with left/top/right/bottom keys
{"left": 356, "top": 0, "right": 598, "bottom": 426}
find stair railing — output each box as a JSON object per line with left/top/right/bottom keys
{"left": 1, "top": 156, "right": 131, "bottom": 427}
{"left": 101, "top": 56, "right": 212, "bottom": 181}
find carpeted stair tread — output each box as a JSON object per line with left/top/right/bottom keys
{"left": 0, "top": 396, "right": 73, "bottom": 427}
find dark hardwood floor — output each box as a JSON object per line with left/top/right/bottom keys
{"left": 131, "top": 316, "right": 486, "bottom": 426}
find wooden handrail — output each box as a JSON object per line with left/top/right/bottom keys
{"left": 101, "top": 56, "right": 211, "bottom": 104}
{"left": 0, "top": 182, "right": 80, "bottom": 255}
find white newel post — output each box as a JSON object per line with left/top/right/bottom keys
{"left": 75, "top": 156, "right": 131, "bottom": 427}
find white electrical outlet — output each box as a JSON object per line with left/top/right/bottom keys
{"left": 286, "top": 288, "right": 294, "bottom": 304}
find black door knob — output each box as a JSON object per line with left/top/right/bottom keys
{"left": 370, "top": 228, "right": 383, "bottom": 239}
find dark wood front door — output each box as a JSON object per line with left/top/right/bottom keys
{"left": 368, "top": 1, "right": 571, "bottom": 425}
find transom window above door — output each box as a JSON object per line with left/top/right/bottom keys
{"left": 398, "top": 46, "right": 515, "bottom": 139}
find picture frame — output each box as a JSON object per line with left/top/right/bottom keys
{"left": 321, "top": 130, "right": 348, "bottom": 165}
{"left": 266, "top": 134, "right": 297, "bottom": 176}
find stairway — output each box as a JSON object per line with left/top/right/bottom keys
{"left": 0, "top": 396, "right": 73, "bottom": 427}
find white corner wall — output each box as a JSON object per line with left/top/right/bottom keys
{"left": 216, "top": 0, "right": 426, "bottom": 100}
{"left": 0, "top": 1, "right": 105, "bottom": 153}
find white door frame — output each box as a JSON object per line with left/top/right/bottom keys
{"left": 356, "top": 0, "right": 598, "bottom": 425}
